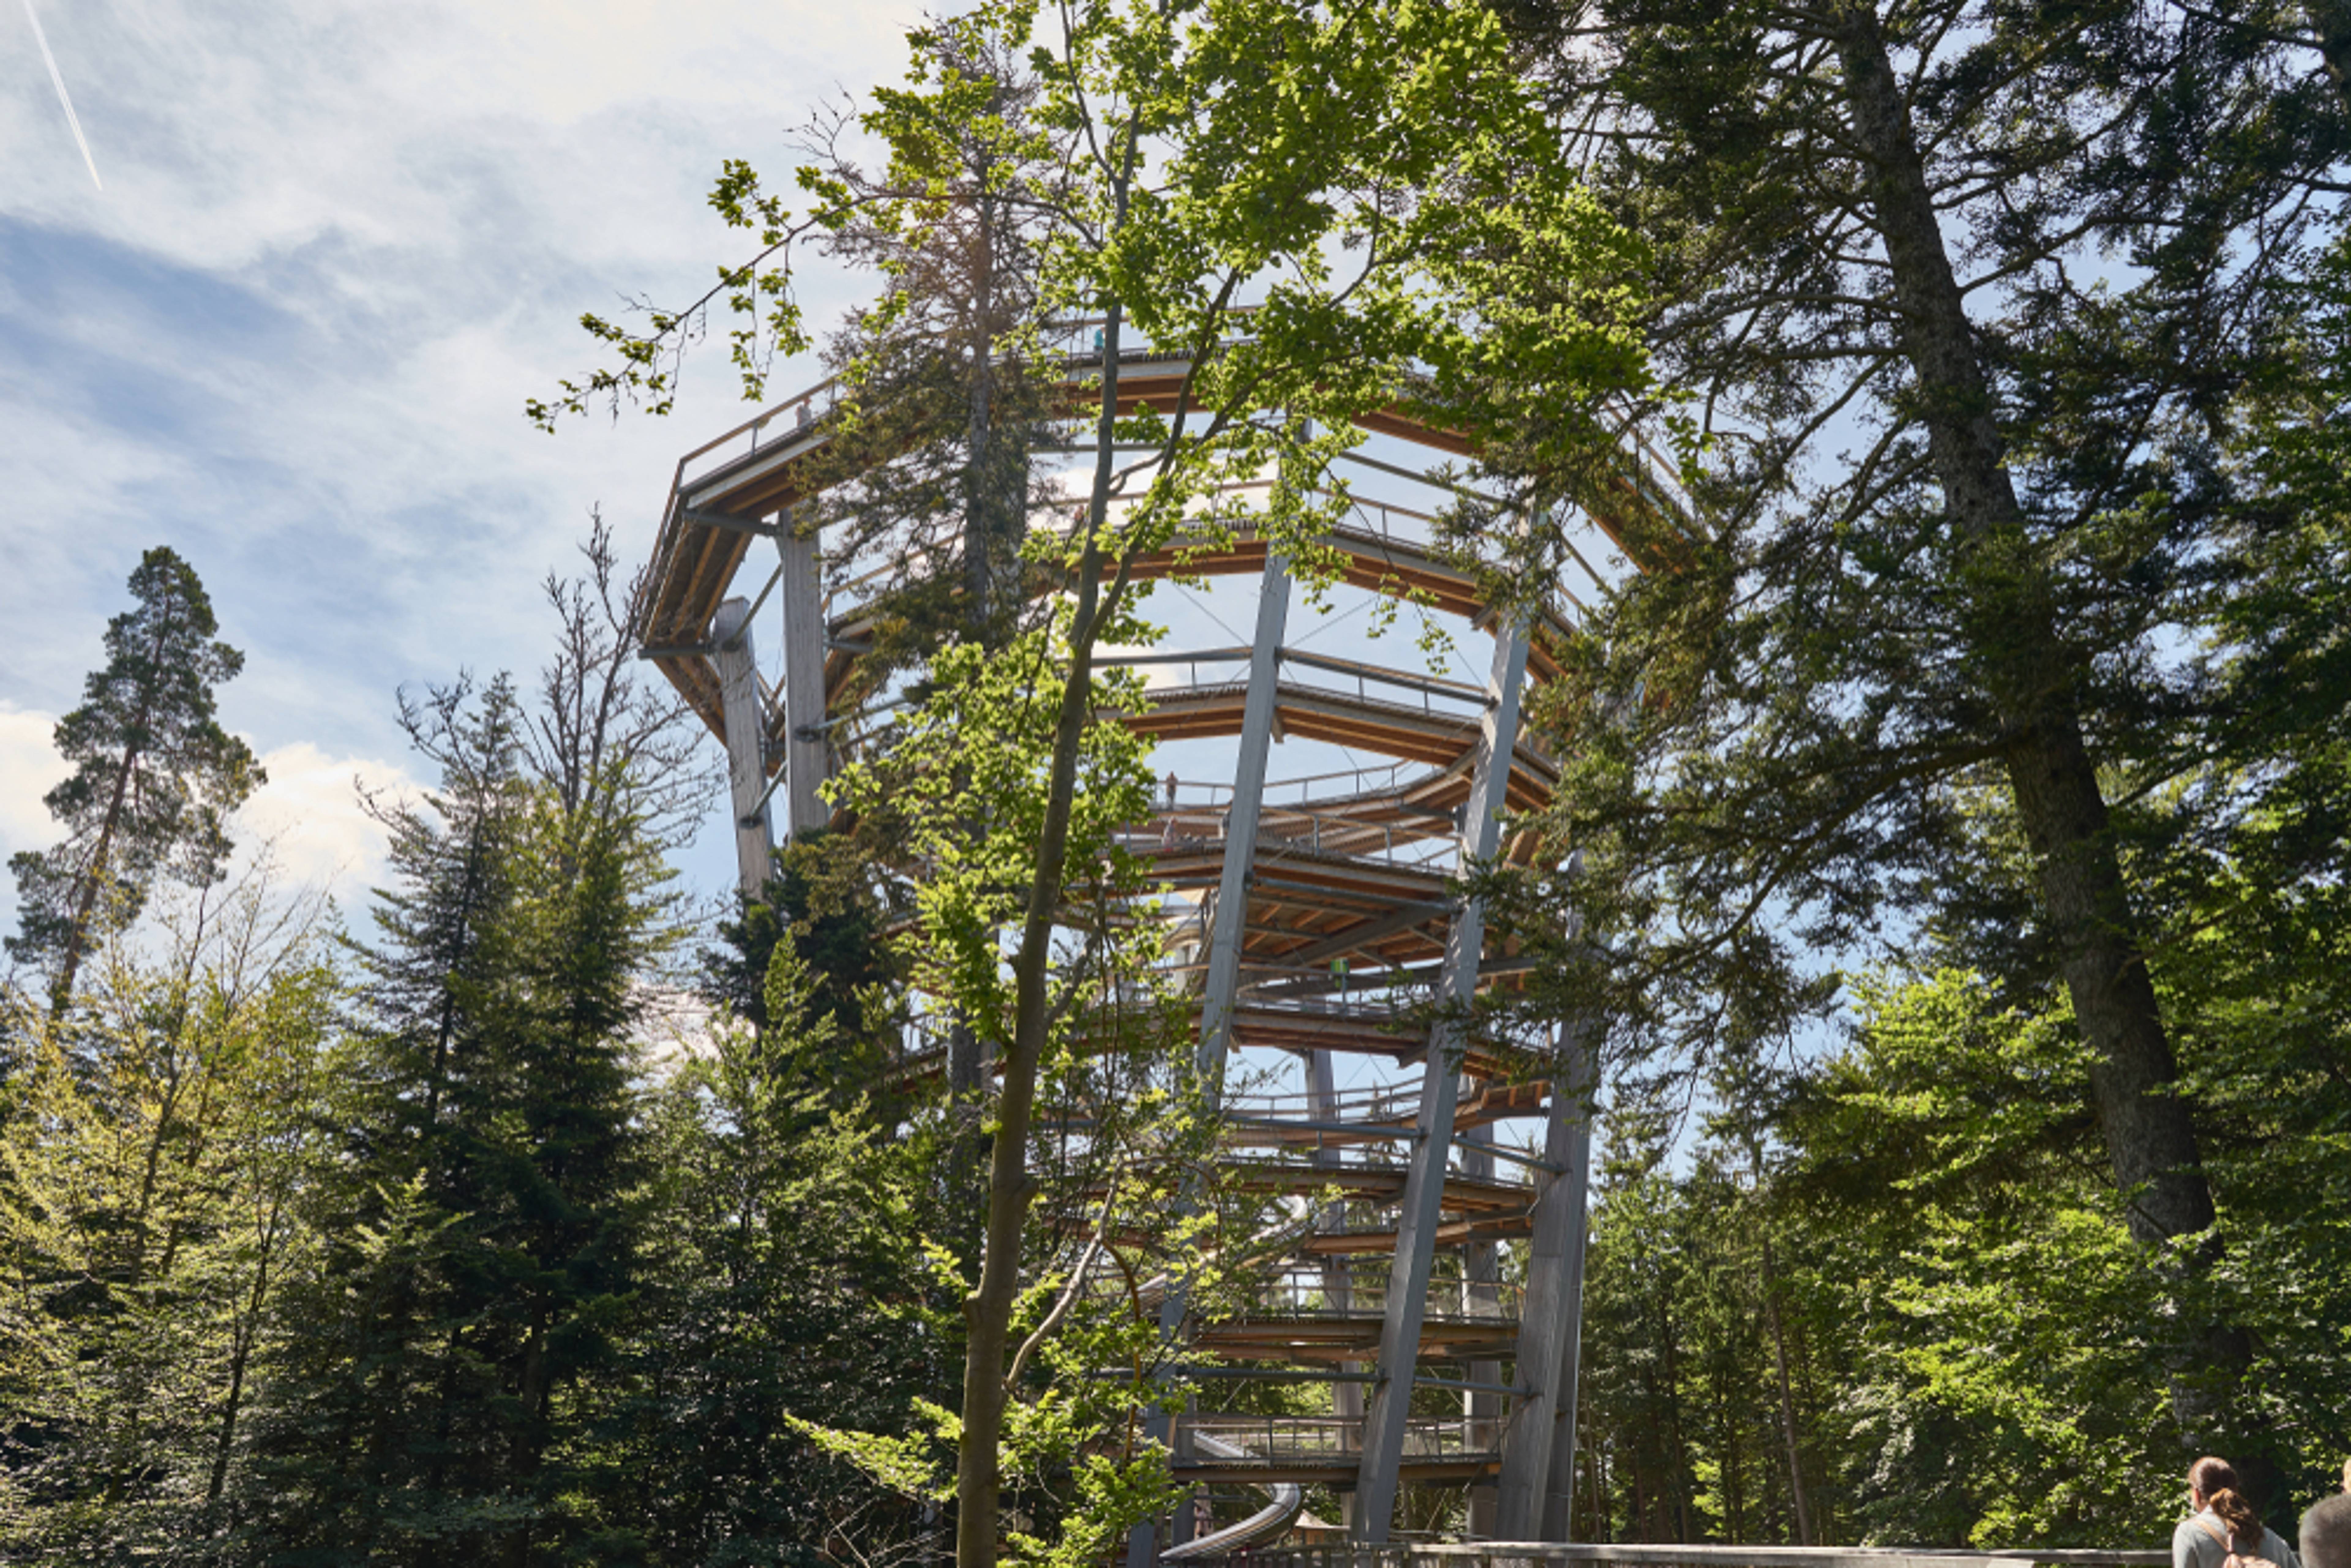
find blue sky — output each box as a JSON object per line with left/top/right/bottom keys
{"left": 0, "top": 0, "right": 921, "bottom": 923}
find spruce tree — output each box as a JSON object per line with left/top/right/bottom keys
{"left": 698, "top": 843, "right": 896, "bottom": 1079}
{"left": 8, "top": 547, "right": 262, "bottom": 1013}
{"left": 240, "top": 679, "right": 532, "bottom": 1560}
{"left": 246, "top": 674, "right": 667, "bottom": 1565}
{"left": 620, "top": 942, "right": 944, "bottom": 1565}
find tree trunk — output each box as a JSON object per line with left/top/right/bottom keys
{"left": 946, "top": 1020, "right": 988, "bottom": 1269}
{"left": 426, "top": 835, "right": 490, "bottom": 1127}
{"left": 1759, "top": 1229, "right": 1812, "bottom": 1546}
{"left": 1828, "top": 0, "right": 2243, "bottom": 1446}
{"left": 963, "top": 186, "right": 1004, "bottom": 620}
{"left": 51, "top": 720, "right": 141, "bottom": 1015}
{"left": 1658, "top": 1297, "right": 1692, "bottom": 1541}
{"left": 946, "top": 196, "right": 1007, "bottom": 1274}
{"left": 206, "top": 1249, "right": 272, "bottom": 1521}
{"left": 51, "top": 612, "right": 182, "bottom": 1014}
{"left": 1585, "top": 1436, "right": 1607, "bottom": 1542}
{"left": 506, "top": 1313, "right": 550, "bottom": 1568}
{"left": 954, "top": 296, "right": 1129, "bottom": 1568}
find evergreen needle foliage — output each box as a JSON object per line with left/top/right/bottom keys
{"left": 7, "top": 547, "right": 263, "bottom": 1016}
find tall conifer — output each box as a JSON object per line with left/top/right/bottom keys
{"left": 248, "top": 673, "right": 667, "bottom": 1564}
{"left": 8, "top": 548, "right": 262, "bottom": 1013}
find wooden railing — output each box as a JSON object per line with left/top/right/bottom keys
{"left": 1236, "top": 1546, "right": 2168, "bottom": 1568}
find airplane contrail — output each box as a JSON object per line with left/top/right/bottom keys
{"left": 20, "top": 0, "right": 102, "bottom": 191}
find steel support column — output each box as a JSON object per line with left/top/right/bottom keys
{"left": 1495, "top": 1013, "right": 1599, "bottom": 1540}
{"left": 1539, "top": 1022, "right": 1598, "bottom": 1545}
{"left": 777, "top": 508, "right": 828, "bottom": 838}
{"left": 1351, "top": 620, "right": 1532, "bottom": 1543}
{"left": 711, "top": 596, "right": 774, "bottom": 902}
{"left": 1309, "top": 1046, "right": 1366, "bottom": 1529}
{"left": 1193, "top": 551, "right": 1291, "bottom": 1090}
{"left": 1463, "top": 1109, "right": 1502, "bottom": 1539}
{"left": 1126, "top": 552, "right": 1292, "bottom": 1568}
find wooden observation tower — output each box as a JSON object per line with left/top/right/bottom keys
{"left": 630, "top": 339, "right": 1696, "bottom": 1556}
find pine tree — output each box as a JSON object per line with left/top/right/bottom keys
{"left": 8, "top": 547, "right": 263, "bottom": 1014}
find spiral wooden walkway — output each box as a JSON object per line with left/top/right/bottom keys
{"left": 632, "top": 344, "right": 1698, "bottom": 1554}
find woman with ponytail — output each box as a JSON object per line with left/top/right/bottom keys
{"left": 2175, "top": 1458, "right": 2303, "bottom": 1568}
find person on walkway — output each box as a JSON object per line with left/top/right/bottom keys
{"left": 2304, "top": 1492, "right": 2351, "bottom": 1568}
{"left": 2174, "top": 1457, "right": 2303, "bottom": 1568}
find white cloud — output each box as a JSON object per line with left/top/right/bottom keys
{"left": 0, "top": 709, "right": 418, "bottom": 934}
{"left": 1, "top": 0, "right": 926, "bottom": 906}
{"left": 0, "top": 707, "right": 72, "bottom": 866}
{"left": 237, "top": 739, "right": 420, "bottom": 906}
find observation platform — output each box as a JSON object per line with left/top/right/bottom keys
{"left": 632, "top": 343, "right": 1694, "bottom": 752}
{"left": 632, "top": 337, "right": 1701, "bottom": 1556}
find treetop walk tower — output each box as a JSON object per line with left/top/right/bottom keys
{"left": 630, "top": 337, "right": 1696, "bottom": 1556}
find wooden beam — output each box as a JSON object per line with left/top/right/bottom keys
{"left": 682, "top": 507, "right": 780, "bottom": 538}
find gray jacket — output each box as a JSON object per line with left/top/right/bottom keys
{"left": 2175, "top": 1510, "right": 2303, "bottom": 1568}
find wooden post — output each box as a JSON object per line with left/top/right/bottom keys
{"left": 710, "top": 596, "right": 773, "bottom": 903}
{"left": 778, "top": 507, "right": 828, "bottom": 837}
{"left": 1351, "top": 620, "right": 1531, "bottom": 1544}
{"left": 1497, "top": 1015, "right": 1599, "bottom": 1541}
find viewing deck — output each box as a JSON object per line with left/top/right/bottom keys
{"left": 1172, "top": 1415, "right": 1505, "bottom": 1487}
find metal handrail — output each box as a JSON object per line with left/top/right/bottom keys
{"left": 1120, "top": 809, "right": 1460, "bottom": 876}
{"left": 1237, "top": 1267, "right": 1525, "bottom": 1321}
{"left": 1181, "top": 1414, "right": 1501, "bottom": 1466}
{"left": 678, "top": 376, "right": 840, "bottom": 486}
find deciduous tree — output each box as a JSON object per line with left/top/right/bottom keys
{"left": 0, "top": 867, "right": 335, "bottom": 1559}
{"left": 543, "top": 1, "right": 1653, "bottom": 1555}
